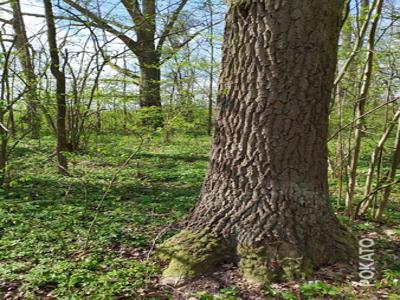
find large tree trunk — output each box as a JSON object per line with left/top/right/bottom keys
{"left": 159, "top": 0, "right": 356, "bottom": 286}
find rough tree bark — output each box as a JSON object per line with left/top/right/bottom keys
{"left": 43, "top": 0, "right": 68, "bottom": 175}
{"left": 159, "top": 0, "right": 356, "bottom": 286}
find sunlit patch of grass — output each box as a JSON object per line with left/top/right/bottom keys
{"left": 0, "top": 133, "right": 209, "bottom": 298}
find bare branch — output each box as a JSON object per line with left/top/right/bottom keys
{"left": 157, "top": 0, "right": 189, "bottom": 52}
{"left": 62, "top": 0, "right": 140, "bottom": 53}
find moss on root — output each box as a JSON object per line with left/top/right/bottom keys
{"left": 281, "top": 257, "right": 313, "bottom": 281}
{"left": 237, "top": 246, "right": 272, "bottom": 284}
{"left": 158, "top": 230, "right": 230, "bottom": 285}
{"left": 237, "top": 244, "right": 314, "bottom": 285}
{"left": 158, "top": 226, "right": 356, "bottom": 286}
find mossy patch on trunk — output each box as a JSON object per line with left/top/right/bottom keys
{"left": 237, "top": 244, "right": 314, "bottom": 285}
{"left": 158, "top": 227, "right": 356, "bottom": 286}
{"left": 158, "top": 230, "right": 231, "bottom": 285}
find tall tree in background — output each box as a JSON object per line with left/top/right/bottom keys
{"left": 43, "top": 0, "right": 68, "bottom": 175}
{"left": 206, "top": 0, "right": 215, "bottom": 136}
{"left": 345, "top": 0, "right": 384, "bottom": 216}
{"left": 10, "top": 0, "right": 40, "bottom": 138}
{"left": 62, "top": 0, "right": 189, "bottom": 109}
{"left": 159, "top": 0, "right": 356, "bottom": 285}
{"left": 375, "top": 117, "right": 400, "bottom": 219}
{"left": 0, "top": 31, "right": 13, "bottom": 182}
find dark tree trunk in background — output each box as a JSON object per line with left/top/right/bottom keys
{"left": 135, "top": 0, "right": 161, "bottom": 109}
{"left": 159, "top": 0, "right": 356, "bottom": 286}
{"left": 11, "top": 0, "right": 40, "bottom": 138}
{"left": 139, "top": 53, "right": 161, "bottom": 107}
{"left": 63, "top": 0, "right": 188, "bottom": 120}
{"left": 44, "top": 0, "right": 68, "bottom": 175}
{"left": 136, "top": 52, "right": 163, "bottom": 128}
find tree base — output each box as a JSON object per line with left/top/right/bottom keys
{"left": 237, "top": 245, "right": 313, "bottom": 284}
{"left": 158, "top": 230, "right": 231, "bottom": 285}
{"left": 158, "top": 226, "right": 357, "bottom": 286}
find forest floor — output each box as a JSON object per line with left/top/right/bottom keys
{"left": 0, "top": 133, "right": 399, "bottom": 299}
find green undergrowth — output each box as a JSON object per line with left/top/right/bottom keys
{"left": 0, "top": 132, "right": 399, "bottom": 299}
{"left": 0, "top": 133, "right": 210, "bottom": 298}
